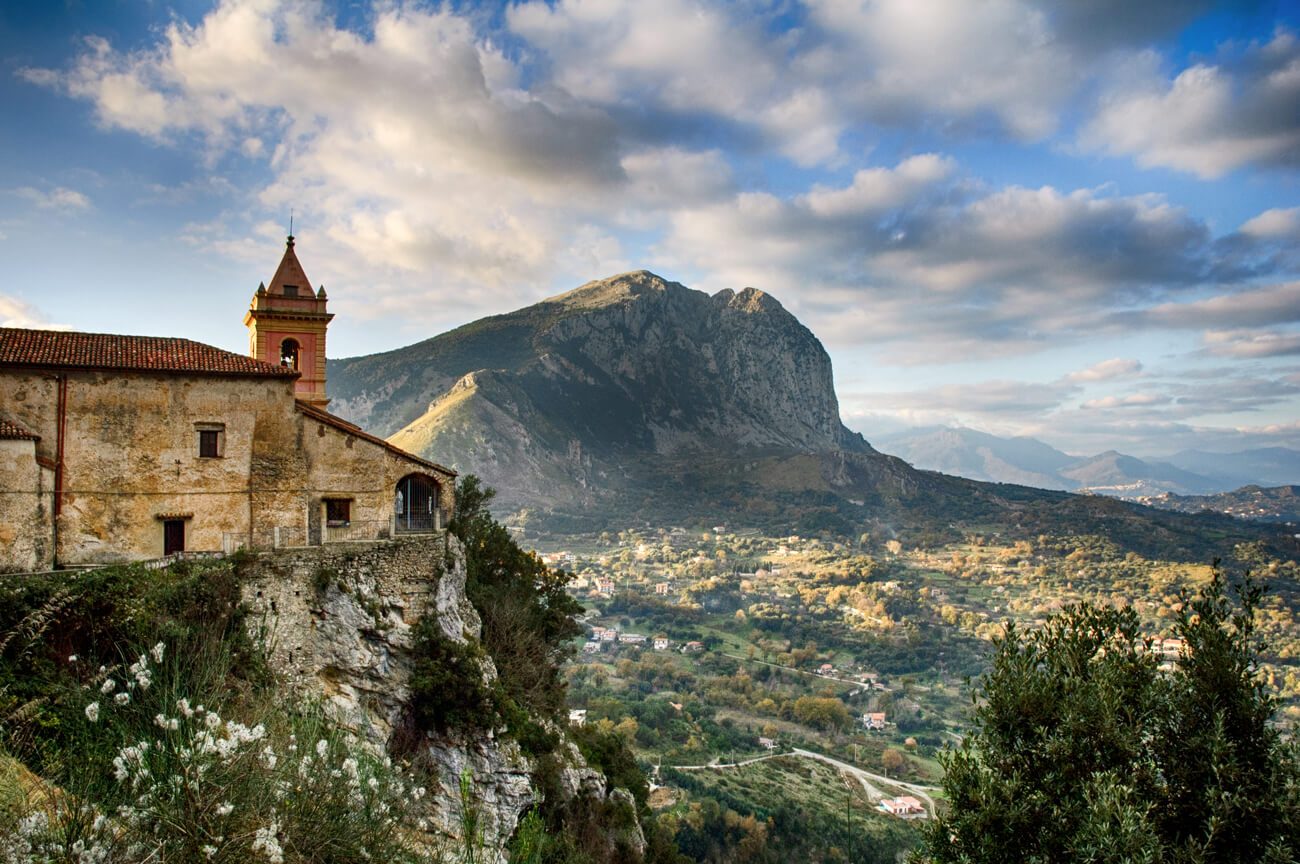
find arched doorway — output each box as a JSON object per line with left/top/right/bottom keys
{"left": 394, "top": 473, "right": 442, "bottom": 533}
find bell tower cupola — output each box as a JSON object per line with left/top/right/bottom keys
{"left": 244, "top": 234, "right": 334, "bottom": 407}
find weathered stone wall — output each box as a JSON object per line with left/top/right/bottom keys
{"left": 0, "top": 438, "right": 54, "bottom": 572}
{"left": 0, "top": 368, "right": 301, "bottom": 565}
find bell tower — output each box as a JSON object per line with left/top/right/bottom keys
{"left": 244, "top": 234, "right": 334, "bottom": 407}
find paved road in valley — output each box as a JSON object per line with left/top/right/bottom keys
{"left": 668, "top": 748, "right": 938, "bottom": 818}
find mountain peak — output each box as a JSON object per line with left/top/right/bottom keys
{"left": 545, "top": 270, "right": 679, "bottom": 310}
{"left": 723, "top": 285, "right": 786, "bottom": 315}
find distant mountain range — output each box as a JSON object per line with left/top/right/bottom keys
{"left": 327, "top": 271, "right": 1293, "bottom": 559}
{"left": 874, "top": 426, "right": 1300, "bottom": 502}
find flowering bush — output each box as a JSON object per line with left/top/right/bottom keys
{"left": 3, "top": 642, "right": 437, "bottom": 864}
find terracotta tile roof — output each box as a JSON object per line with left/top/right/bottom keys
{"left": 0, "top": 328, "right": 298, "bottom": 378}
{"left": 295, "top": 400, "right": 457, "bottom": 477}
{"left": 0, "top": 418, "right": 39, "bottom": 441}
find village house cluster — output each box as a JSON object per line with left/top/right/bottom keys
{"left": 0, "top": 237, "right": 455, "bottom": 572}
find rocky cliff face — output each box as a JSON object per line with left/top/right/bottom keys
{"left": 238, "top": 537, "right": 632, "bottom": 863}
{"left": 329, "top": 271, "right": 872, "bottom": 512}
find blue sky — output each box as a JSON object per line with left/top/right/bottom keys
{"left": 1, "top": 0, "right": 1298, "bottom": 458}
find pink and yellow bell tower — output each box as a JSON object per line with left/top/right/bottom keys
{"left": 244, "top": 235, "right": 334, "bottom": 407}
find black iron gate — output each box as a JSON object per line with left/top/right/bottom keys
{"left": 395, "top": 474, "right": 441, "bottom": 534}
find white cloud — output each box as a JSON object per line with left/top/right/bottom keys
{"left": 657, "top": 172, "right": 1219, "bottom": 363}
{"left": 1064, "top": 358, "right": 1144, "bottom": 383}
{"left": 1081, "top": 31, "right": 1300, "bottom": 177}
{"left": 1202, "top": 328, "right": 1300, "bottom": 358}
{"left": 1080, "top": 392, "right": 1170, "bottom": 409}
{"left": 9, "top": 186, "right": 92, "bottom": 211}
{"left": 509, "top": 0, "right": 846, "bottom": 165}
{"left": 1135, "top": 281, "right": 1300, "bottom": 329}
{"left": 19, "top": 0, "right": 640, "bottom": 319}
{"left": 1240, "top": 207, "right": 1300, "bottom": 239}
{"left": 806, "top": 0, "right": 1074, "bottom": 140}
{"left": 0, "top": 295, "right": 63, "bottom": 329}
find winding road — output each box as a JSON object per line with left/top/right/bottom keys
{"left": 668, "top": 747, "right": 938, "bottom": 818}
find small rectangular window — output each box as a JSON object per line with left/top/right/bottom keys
{"left": 196, "top": 423, "right": 225, "bottom": 458}
{"left": 283, "top": 285, "right": 299, "bottom": 297}
{"left": 325, "top": 499, "right": 351, "bottom": 525}
{"left": 198, "top": 430, "right": 220, "bottom": 458}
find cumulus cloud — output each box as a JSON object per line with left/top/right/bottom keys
{"left": 659, "top": 171, "right": 1226, "bottom": 362}
{"left": 805, "top": 0, "right": 1076, "bottom": 140}
{"left": 20, "top": 0, "right": 632, "bottom": 313}
{"left": 9, "top": 186, "right": 91, "bottom": 211}
{"left": 508, "top": 0, "right": 848, "bottom": 165}
{"left": 1081, "top": 30, "right": 1300, "bottom": 177}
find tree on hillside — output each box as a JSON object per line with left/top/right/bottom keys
{"left": 914, "top": 567, "right": 1300, "bottom": 864}
{"left": 450, "top": 476, "right": 584, "bottom": 728}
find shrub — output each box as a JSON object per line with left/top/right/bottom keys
{"left": 407, "top": 617, "right": 497, "bottom": 735}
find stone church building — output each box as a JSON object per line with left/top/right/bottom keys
{"left": 0, "top": 237, "right": 455, "bottom": 572}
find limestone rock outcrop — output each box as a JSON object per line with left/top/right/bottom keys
{"left": 239, "top": 537, "right": 637, "bottom": 862}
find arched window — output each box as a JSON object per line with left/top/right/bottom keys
{"left": 279, "top": 338, "right": 300, "bottom": 370}
{"left": 395, "top": 473, "right": 442, "bottom": 533}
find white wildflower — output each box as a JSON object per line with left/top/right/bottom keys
{"left": 202, "top": 845, "right": 218, "bottom": 859}
{"left": 115, "top": 692, "right": 130, "bottom": 705}
{"left": 85, "top": 702, "right": 100, "bottom": 722}
{"left": 176, "top": 697, "right": 194, "bottom": 717}
{"left": 101, "top": 679, "right": 116, "bottom": 694}
{"left": 367, "top": 777, "right": 379, "bottom": 791}
{"left": 260, "top": 745, "right": 277, "bottom": 770}
{"left": 216, "top": 802, "right": 234, "bottom": 817}
{"left": 68, "top": 654, "right": 78, "bottom": 663}
{"left": 19, "top": 811, "right": 49, "bottom": 837}
{"left": 315, "top": 739, "right": 328, "bottom": 759}
{"left": 150, "top": 642, "right": 165, "bottom": 663}
{"left": 413, "top": 786, "right": 427, "bottom": 801}
{"left": 252, "top": 821, "right": 284, "bottom": 864}
{"left": 205, "top": 712, "right": 221, "bottom": 729}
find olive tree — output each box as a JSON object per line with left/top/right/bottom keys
{"left": 915, "top": 568, "right": 1300, "bottom": 864}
